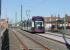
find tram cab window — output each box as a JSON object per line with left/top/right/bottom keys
{"left": 35, "top": 21, "right": 43, "bottom": 28}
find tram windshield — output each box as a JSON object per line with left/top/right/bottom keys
{"left": 35, "top": 21, "right": 44, "bottom": 28}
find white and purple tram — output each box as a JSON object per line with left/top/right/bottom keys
{"left": 23, "top": 16, "right": 45, "bottom": 33}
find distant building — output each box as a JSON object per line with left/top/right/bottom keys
{"left": 64, "top": 14, "right": 70, "bottom": 29}
{"left": 44, "top": 16, "right": 63, "bottom": 31}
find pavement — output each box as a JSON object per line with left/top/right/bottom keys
{"left": 38, "top": 32, "right": 70, "bottom": 50}
{"left": 44, "top": 32, "right": 70, "bottom": 44}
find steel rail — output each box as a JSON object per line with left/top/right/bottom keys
{"left": 12, "top": 30, "right": 29, "bottom": 50}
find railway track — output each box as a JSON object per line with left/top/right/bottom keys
{"left": 16, "top": 29, "right": 69, "bottom": 50}
{"left": 12, "top": 29, "right": 50, "bottom": 50}
{"left": 12, "top": 30, "right": 29, "bottom": 50}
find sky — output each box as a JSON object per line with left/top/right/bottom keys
{"left": 1, "top": 0, "right": 70, "bottom": 23}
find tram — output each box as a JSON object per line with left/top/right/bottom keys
{"left": 23, "top": 16, "right": 45, "bottom": 33}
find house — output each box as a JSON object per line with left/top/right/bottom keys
{"left": 44, "top": 16, "right": 63, "bottom": 31}
{"left": 64, "top": 14, "right": 70, "bottom": 29}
